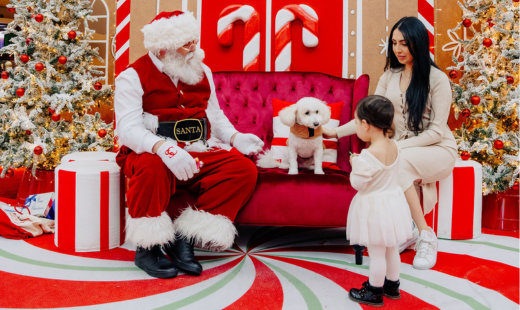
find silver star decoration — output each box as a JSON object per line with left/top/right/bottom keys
{"left": 379, "top": 36, "right": 389, "bottom": 56}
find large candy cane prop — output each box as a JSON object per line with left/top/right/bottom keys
{"left": 275, "top": 4, "right": 318, "bottom": 71}
{"left": 218, "top": 5, "right": 260, "bottom": 71}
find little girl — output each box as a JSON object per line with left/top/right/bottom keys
{"left": 346, "top": 95, "right": 413, "bottom": 307}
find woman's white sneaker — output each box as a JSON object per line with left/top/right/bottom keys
{"left": 412, "top": 229, "right": 438, "bottom": 270}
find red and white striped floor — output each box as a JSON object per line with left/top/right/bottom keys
{"left": 0, "top": 225, "right": 518, "bottom": 309}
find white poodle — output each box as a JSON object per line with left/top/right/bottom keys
{"left": 278, "top": 97, "right": 331, "bottom": 175}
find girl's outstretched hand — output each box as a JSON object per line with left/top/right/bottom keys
{"left": 349, "top": 152, "right": 359, "bottom": 166}
{"left": 322, "top": 127, "right": 338, "bottom": 139}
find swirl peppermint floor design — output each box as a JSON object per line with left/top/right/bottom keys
{"left": 0, "top": 226, "right": 518, "bottom": 309}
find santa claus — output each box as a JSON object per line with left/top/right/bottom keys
{"left": 114, "top": 11, "right": 263, "bottom": 279}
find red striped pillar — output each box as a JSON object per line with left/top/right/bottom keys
{"left": 115, "top": 0, "right": 131, "bottom": 77}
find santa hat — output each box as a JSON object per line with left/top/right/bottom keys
{"left": 142, "top": 11, "right": 199, "bottom": 53}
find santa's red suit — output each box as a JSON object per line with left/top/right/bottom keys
{"left": 114, "top": 11, "right": 262, "bottom": 256}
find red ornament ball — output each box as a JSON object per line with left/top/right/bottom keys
{"left": 48, "top": 107, "right": 55, "bottom": 114}
{"left": 51, "top": 113, "right": 61, "bottom": 122}
{"left": 506, "top": 76, "right": 514, "bottom": 84}
{"left": 494, "top": 140, "right": 504, "bottom": 150}
{"left": 25, "top": 38, "right": 33, "bottom": 45}
{"left": 34, "top": 14, "right": 43, "bottom": 22}
{"left": 35, "top": 63, "right": 44, "bottom": 71}
{"left": 7, "top": 8, "right": 15, "bottom": 13}
{"left": 26, "top": 130, "right": 31, "bottom": 135}
{"left": 34, "top": 146, "right": 43, "bottom": 155}
{"left": 462, "top": 19, "right": 472, "bottom": 27}
{"left": 58, "top": 56, "right": 67, "bottom": 64}
{"left": 98, "top": 129, "right": 107, "bottom": 138}
{"left": 449, "top": 70, "right": 458, "bottom": 79}
{"left": 461, "top": 151, "right": 471, "bottom": 161}
{"left": 16, "top": 88, "right": 25, "bottom": 97}
{"left": 483, "top": 38, "right": 493, "bottom": 47}
{"left": 487, "top": 19, "right": 495, "bottom": 27}
{"left": 94, "top": 82, "right": 102, "bottom": 90}
{"left": 20, "top": 54, "right": 29, "bottom": 63}
{"left": 470, "top": 95, "right": 481, "bottom": 105}
{"left": 68, "top": 31, "right": 77, "bottom": 40}
{"left": 514, "top": 0, "right": 519, "bottom": 2}
{"left": 5, "top": 168, "right": 14, "bottom": 178}
{"left": 1, "top": 71, "right": 9, "bottom": 80}
{"left": 461, "top": 109, "right": 471, "bottom": 118}
{"left": 512, "top": 180, "right": 519, "bottom": 191}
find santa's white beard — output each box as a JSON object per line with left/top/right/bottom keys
{"left": 161, "top": 48, "right": 205, "bottom": 85}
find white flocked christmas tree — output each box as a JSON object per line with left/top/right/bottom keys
{"left": 0, "top": 0, "right": 113, "bottom": 177}
{"left": 448, "top": 0, "right": 519, "bottom": 194}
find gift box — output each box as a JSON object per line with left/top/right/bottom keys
{"left": 54, "top": 161, "right": 125, "bottom": 252}
{"left": 422, "top": 159, "right": 483, "bottom": 240}
{"left": 24, "top": 192, "right": 55, "bottom": 217}
{"left": 61, "top": 151, "right": 117, "bottom": 163}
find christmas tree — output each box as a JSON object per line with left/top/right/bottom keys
{"left": 0, "top": 0, "right": 113, "bottom": 178}
{"left": 448, "top": 0, "right": 519, "bottom": 194}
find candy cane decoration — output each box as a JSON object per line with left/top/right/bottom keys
{"left": 418, "top": 0, "right": 434, "bottom": 60}
{"left": 115, "top": 0, "right": 131, "bottom": 77}
{"left": 218, "top": 5, "right": 260, "bottom": 71}
{"left": 275, "top": 4, "right": 318, "bottom": 71}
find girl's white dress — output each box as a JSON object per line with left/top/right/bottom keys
{"left": 347, "top": 144, "right": 413, "bottom": 247}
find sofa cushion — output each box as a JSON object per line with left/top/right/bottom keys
{"left": 212, "top": 72, "right": 369, "bottom": 172}
{"left": 167, "top": 168, "right": 355, "bottom": 227}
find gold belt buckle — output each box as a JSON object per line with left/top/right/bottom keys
{"left": 173, "top": 118, "right": 204, "bottom": 142}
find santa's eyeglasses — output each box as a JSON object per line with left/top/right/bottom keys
{"left": 179, "top": 40, "right": 198, "bottom": 52}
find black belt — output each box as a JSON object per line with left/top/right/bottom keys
{"left": 157, "top": 118, "right": 208, "bottom": 143}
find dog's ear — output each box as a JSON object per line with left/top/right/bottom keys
{"left": 279, "top": 104, "right": 298, "bottom": 127}
{"left": 321, "top": 102, "right": 332, "bottom": 124}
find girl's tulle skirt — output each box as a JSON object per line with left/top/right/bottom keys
{"left": 347, "top": 188, "right": 413, "bottom": 247}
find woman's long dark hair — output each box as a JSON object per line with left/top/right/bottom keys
{"left": 386, "top": 16, "right": 440, "bottom": 135}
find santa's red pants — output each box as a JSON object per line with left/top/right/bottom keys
{"left": 116, "top": 147, "right": 258, "bottom": 221}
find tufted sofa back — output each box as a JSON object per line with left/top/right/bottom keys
{"left": 213, "top": 72, "right": 369, "bottom": 172}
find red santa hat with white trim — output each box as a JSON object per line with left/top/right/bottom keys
{"left": 141, "top": 11, "right": 199, "bottom": 54}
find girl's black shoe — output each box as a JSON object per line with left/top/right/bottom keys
{"left": 349, "top": 281, "right": 384, "bottom": 307}
{"left": 383, "top": 277, "right": 401, "bottom": 299}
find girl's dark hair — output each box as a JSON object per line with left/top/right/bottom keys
{"left": 386, "top": 16, "right": 439, "bottom": 135}
{"left": 356, "top": 95, "right": 395, "bottom": 138}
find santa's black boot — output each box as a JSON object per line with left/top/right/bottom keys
{"left": 163, "top": 235, "right": 202, "bottom": 275}
{"left": 383, "top": 277, "right": 401, "bottom": 299}
{"left": 349, "top": 281, "right": 384, "bottom": 307}
{"left": 135, "top": 245, "right": 179, "bottom": 279}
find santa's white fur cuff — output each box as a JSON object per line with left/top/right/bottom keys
{"left": 174, "top": 207, "right": 237, "bottom": 252}
{"left": 126, "top": 212, "right": 175, "bottom": 249}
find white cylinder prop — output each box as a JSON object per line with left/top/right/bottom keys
{"left": 61, "top": 151, "right": 117, "bottom": 163}
{"left": 54, "top": 161, "right": 125, "bottom": 252}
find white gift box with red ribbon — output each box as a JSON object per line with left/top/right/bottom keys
{"left": 54, "top": 161, "right": 125, "bottom": 252}
{"left": 422, "top": 159, "right": 483, "bottom": 240}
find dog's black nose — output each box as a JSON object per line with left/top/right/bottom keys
{"left": 313, "top": 122, "right": 319, "bottom": 127}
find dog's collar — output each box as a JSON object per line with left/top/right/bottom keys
{"left": 290, "top": 123, "right": 323, "bottom": 139}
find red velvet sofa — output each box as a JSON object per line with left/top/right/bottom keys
{"left": 168, "top": 72, "right": 370, "bottom": 263}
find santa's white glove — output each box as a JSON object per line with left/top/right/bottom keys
{"left": 157, "top": 141, "right": 198, "bottom": 181}
{"left": 233, "top": 133, "right": 264, "bottom": 155}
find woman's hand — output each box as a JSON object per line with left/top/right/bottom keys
{"left": 322, "top": 127, "right": 338, "bottom": 139}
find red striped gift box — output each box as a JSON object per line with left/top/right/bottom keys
{"left": 61, "top": 151, "right": 117, "bottom": 163}
{"left": 422, "top": 160, "right": 483, "bottom": 240}
{"left": 54, "top": 161, "right": 125, "bottom": 252}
